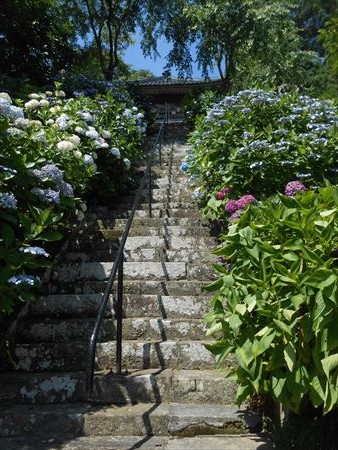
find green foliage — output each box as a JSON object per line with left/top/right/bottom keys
{"left": 319, "top": 17, "right": 338, "bottom": 79}
{"left": 183, "top": 90, "right": 222, "bottom": 125}
{"left": 186, "top": 89, "right": 338, "bottom": 220}
{"left": 0, "top": 0, "right": 76, "bottom": 84}
{"left": 205, "top": 186, "right": 338, "bottom": 414}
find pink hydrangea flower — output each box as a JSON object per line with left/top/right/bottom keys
{"left": 216, "top": 191, "right": 226, "bottom": 200}
{"left": 216, "top": 186, "right": 233, "bottom": 201}
{"left": 284, "top": 181, "right": 306, "bottom": 197}
{"left": 236, "top": 194, "right": 256, "bottom": 209}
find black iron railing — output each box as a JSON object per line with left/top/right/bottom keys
{"left": 85, "top": 115, "right": 167, "bottom": 400}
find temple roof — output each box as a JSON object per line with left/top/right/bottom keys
{"left": 133, "top": 76, "right": 223, "bottom": 95}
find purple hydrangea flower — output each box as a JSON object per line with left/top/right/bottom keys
{"left": 225, "top": 199, "right": 239, "bottom": 213}
{"left": 284, "top": 181, "right": 306, "bottom": 197}
{"left": 236, "top": 194, "right": 256, "bottom": 209}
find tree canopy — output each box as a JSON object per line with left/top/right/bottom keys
{"left": 0, "top": 0, "right": 337, "bottom": 96}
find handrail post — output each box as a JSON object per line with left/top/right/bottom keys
{"left": 148, "top": 164, "right": 152, "bottom": 218}
{"left": 159, "top": 132, "right": 162, "bottom": 166}
{"left": 116, "top": 257, "right": 123, "bottom": 375}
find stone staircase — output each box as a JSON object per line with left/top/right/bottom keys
{"left": 0, "top": 125, "right": 272, "bottom": 449}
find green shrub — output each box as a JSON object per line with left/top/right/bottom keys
{"left": 205, "top": 185, "right": 338, "bottom": 414}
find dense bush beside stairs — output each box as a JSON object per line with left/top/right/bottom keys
{"left": 0, "top": 85, "right": 146, "bottom": 319}
{"left": 182, "top": 88, "right": 338, "bottom": 446}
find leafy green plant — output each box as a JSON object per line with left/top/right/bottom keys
{"left": 205, "top": 185, "right": 338, "bottom": 414}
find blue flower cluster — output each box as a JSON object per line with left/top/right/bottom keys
{"left": 0, "top": 192, "right": 17, "bottom": 209}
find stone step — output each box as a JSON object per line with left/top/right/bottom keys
{"left": 0, "top": 369, "right": 236, "bottom": 405}
{"left": 13, "top": 340, "right": 230, "bottom": 372}
{"left": 0, "top": 402, "right": 261, "bottom": 438}
{"left": 15, "top": 317, "right": 208, "bottom": 343}
{"left": 124, "top": 235, "right": 215, "bottom": 251}
{"left": 50, "top": 279, "right": 212, "bottom": 296}
{"left": 25, "top": 294, "right": 212, "bottom": 320}
{"left": 52, "top": 262, "right": 187, "bottom": 283}
{"left": 52, "top": 262, "right": 216, "bottom": 283}
{"left": 67, "top": 226, "right": 213, "bottom": 244}
{"left": 0, "top": 434, "right": 273, "bottom": 450}
{"left": 65, "top": 247, "right": 215, "bottom": 263}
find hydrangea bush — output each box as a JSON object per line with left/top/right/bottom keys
{"left": 0, "top": 87, "right": 146, "bottom": 313}
{"left": 186, "top": 89, "right": 338, "bottom": 219}
{"left": 205, "top": 185, "right": 338, "bottom": 415}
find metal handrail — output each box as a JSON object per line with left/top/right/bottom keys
{"left": 85, "top": 115, "right": 167, "bottom": 400}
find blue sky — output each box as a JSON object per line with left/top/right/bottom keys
{"left": 123, "top": 29, "right": 219, "bottom": 79}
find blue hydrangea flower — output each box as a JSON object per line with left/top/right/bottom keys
{"left": 7, "top": 274, "right": 40, "bottom": 286}
{"left": 0, "top": 165, "right": 17, "bottom": 175}
{"left": 180, "top": 161, "right": 189, "bottom": 172}
{"left": 0, "top": 192, "right": 17, "bottom": 209}
{"left": 57, "top": 181, "right": 74, "bottom": 197}
{"left": 19, "top": 246, "right": 50, "bottom": 257}
{"left": 31, "top": 187, "right": 60, "bottom": 205}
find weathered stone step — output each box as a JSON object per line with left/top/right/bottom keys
{"left": 68, "top": 226, "right": 212, "bottom": 244}
{"left": 15, "top": 317, "right": 208, "bottom": 343}
{"left": 0, "top": 402, "right": 261, "bottom": 438}
{"left": 0, "top": 369, "right": 236, "bottom": 406}
{"left": 52, "top": 261, "right": 216, "bottom": 283}
{"left": 65, "top": 247, "right": 215, "bottom": 263}
{"left": 50, "top": 279, "right": 212, "bottom": 296}
{"left": 0, "top": 434, "right": 273, "bottom": 450}
{"left": 26, "top": 294, "right": 211, "bottom": 320}
{"left": 53, "top": 262, "right": 187, "bottom": 282}
{"left": 124, "top": 235, "right": 215, "bottom": 251}
{"left": 13, "top": 339, "right": 229, "bottom": 372}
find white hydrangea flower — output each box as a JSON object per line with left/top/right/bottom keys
{"left": 123, "top": 158, "right": 131, "bottom": 170}
{"left": 57, "top": 140, "right": 75, "bottom": 152}
{"left": 0, "top": 92, "right": 12, "bottom": 104}
{"left": 28, "top": 93, "right": 40, "bottom": 99}
{"left": 45, "top": 91, "right": 53, "bottom": 96}
{"left": 55, "top": 90, "right": 66, "bottom": 98}
{"left": 0, "top": 98, "right": 11, "bottom": 117}
{"left": 7, "top": 127, "right": 24, "bottom": 137}
{"left": 85, "top": 127, "right": 99, "bottom": 139}
{"left": 24, "top": 99, "right": 39, "bottom": 109}
{"left": 132, "top": 106, "right": 138, "bottom": 112}
{"left": 110, "top": 147, "right": 121, "bottom": 158}
{"left": 76, "top": 210, "right": 85, "bottom": 221}
{"left": 30, "top": 120, "right": 43, "bottom": 128}
{"left": 14, "top": 118, "right": 31, "bottom": 129}
{"left": 46, "top": 119, "right": 54, "bottom": 125}
{"left": 75, "top": 126, "right": 85, "bottom": 135}
{"left": 77, "top": 111, "right": 93, "bottom": 122}
{"left": 92, "top": 152, "right": 98, "bottom": 160}
{"left": 94, "top": 138, "right": 109, "bottom": 149}
{"left": 73, "top": 150, "right": 82, "bottom": 159}
{"left": 32, "top": 130, "right": 47, "bottom": 143}
{"left": 102, "top": 130, "right": 111, "bottom": 139}
{"left": 39, "top": 99, "right": 50, "bottom": 107}
{"left": 68, "top": 134, "right": 81, "bottom": 147}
